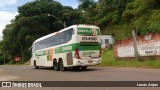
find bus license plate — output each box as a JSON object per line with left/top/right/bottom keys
{"left": 88, "top": 60, "right": 93, "bottom": 63}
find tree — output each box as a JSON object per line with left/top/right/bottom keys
{"left": 1, "top": 0, "right": 84, "bottom": 63}
{"left": 78, "top": 0, "right": 97, "bottom": 24}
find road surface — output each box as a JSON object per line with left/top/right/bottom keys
{"left": 0, "top": 65, "right": 160, "bottom": 90}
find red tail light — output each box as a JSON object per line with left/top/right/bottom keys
{"left": 99, "top": 48, "right": 102, "bottom": 58}
{"left": 74, "top": 48, "right": 81, "bottom": 59}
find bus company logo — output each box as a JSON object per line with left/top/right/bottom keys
{"left": 91, "top": 28, "right": 98, "bottom": 36}
{"left": 2, "top": 82, "right": 11, "bottom": 87}
{"left": 62, "top": 46, "right": 72, "bottom": 51}
{"left": 78, "top": 28, "right": 98, "bottom": 35}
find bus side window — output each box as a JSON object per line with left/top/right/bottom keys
{"left": 65, "top": 28, "right": 73, "bottom": 42}
{"left": 59, "top": 32, "right": 66, "bottom": 44}
{"left": 54, "top": 34, "right": 59, "bottom": 45}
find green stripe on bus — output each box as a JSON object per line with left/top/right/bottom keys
{"left": 78, "top": 43, "right": 101, "bottom": 51}
{"left": 57, "top": 43, "right": 100, "bottom": 53}
{"left": 47, "top": 55, "right": 49, "bottom": 61}
{"left": 48, "top": 49, "right": 50, "bottom": 55}
{"left": 57, "top": 43, "right": 77, "bottom": 53}
{"left": 55, "top": 47, "right": 58, "bottom": 54}
{"left": 35, "top": 43, "right": 101, "bottom": 56}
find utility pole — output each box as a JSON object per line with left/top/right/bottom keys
{"left": 132, "top": 28, "right": 140, "bottom": 60}
{"left": 48, "top": 14, "right": 66, "bottom": 28}
{"left": 64, "top": 21, "right": 66, "bottom": 28}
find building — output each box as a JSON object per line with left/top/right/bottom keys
{"left": 101, "top": 34, "right": 115, "bottom": 48}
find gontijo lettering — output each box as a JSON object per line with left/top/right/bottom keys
{"left": 77, "top": 27, "right": 100, "bottom": 35}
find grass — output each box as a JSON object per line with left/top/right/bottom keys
{"left": 5, "top": 61, "right": 25, "bottom": 65}
{"left": 99, "top": 49, "right": 160, "bottom": 69}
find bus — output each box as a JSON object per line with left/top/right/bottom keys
{"left": 31, "top": 24, "right": 101, "bottom": 71}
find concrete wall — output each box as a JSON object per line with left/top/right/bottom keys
{"left": 114, "top": 33, "right": 160, "bottom": 58}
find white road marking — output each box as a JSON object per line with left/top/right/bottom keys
{"left": 0, "top": 69, "right": 19, "bottom": 81}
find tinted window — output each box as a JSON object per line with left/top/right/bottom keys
{"left": 34, "top": 28, "right": 73, "bottom": 51}
{"left": 59, "top": 31, "right": 66, "bottom": 44}
{"left": 66, "top": 28, "right": 73, "bottom": 42}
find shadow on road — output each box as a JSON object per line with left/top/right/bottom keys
{"left": 33, "top": 67, "right": 100, "bottom": 72}
{"left": 67, "top": 68, "right": 99, "bottom": 72}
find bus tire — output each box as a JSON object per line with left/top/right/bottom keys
{"left": 34, "top": 61, "right": 39, "bottom": 69}
{"left": 53, "top": 60, "right": 59, "bottom": 71}
{"left": 81, "top": 66, "right": 87, "bottom": 70}
{"left": 59, "top": 60, "right": 67, "bottom": 71}
{"left": 73, "top": 66, "right": 80, "bottom": 71}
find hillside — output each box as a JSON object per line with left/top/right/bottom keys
{"left": 104, "top": 10, "right": 160, "bottom": 40}
{"left": 101, "top": 0, "right": 160, "bottom": 40}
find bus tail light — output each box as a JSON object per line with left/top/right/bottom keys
{"left": 99, "top": 48, "right": 102, "bottom": 58}
{"left": 74, "top": 48, "right": 81, "bottom": 59}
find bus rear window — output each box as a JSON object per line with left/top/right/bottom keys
{"left": 80, "top": 42, "right": 98, "bottom": 46}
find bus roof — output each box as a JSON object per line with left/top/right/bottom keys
{"left": 33, "top": 24, "right": 99, "bottom": 44}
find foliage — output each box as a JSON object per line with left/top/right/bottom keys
{"left": 140, "top": 10, "right": 160, "bottom": 34}
{"left": 0, "top": 56, "right": 4, "bottom": 64}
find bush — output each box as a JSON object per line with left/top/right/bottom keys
{"left": 97, "top": 15, "right": 112, "bottom": 27}
{"left": 0, "top": 57, "right": 9, "bottom": 65}
{"left": 122, "top": 10, "right": 134, "bottom": 21}
{"left": 0, "top": 56, "right": 4, "bottom": 65}
{"left": 140, "top": 10, "right": 160, "bottom": 35}
{"left": 112, "top": 11, "right": 120, "bottom": 24}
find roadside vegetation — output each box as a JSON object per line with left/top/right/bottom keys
{"left": 100, "top": 49, "right": 160, "bottom": 69}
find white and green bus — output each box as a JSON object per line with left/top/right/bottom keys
{"left": 31, "top": 24, "right": 101, "bottom": 71}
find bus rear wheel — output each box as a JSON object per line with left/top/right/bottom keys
{"left": 34, "top": 61, "right": 39, "bottom": 69}
{"left": 53, "top": 60, "right": 59, "bottom": 71}
{"left": 59, "top": 60, "right": 67, "bottom": 71}
{"left": 73, "top": 66, "right": 80, "bottom": 71}
{"left": 81, "top": 66, "right": 87, "bottom": 70}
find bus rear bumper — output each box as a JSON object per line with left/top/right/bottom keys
{"left": 72, "top": 58, "right": 101, "bottom": 66}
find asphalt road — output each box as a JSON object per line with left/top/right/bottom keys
{"left": 0, "top": 65, "right": 160, "bottom": 90}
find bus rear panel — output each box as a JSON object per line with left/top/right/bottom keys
{"left": 73, "top": 25, "right": 101, "bottom": 66}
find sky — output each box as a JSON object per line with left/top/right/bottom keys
{"left": 0, "top": 0, "right": 79, "bottom": 41}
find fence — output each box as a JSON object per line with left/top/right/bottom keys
{"left": 114, "top": 33, "right": 160, "bottom": 58}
